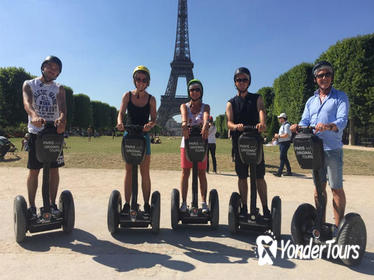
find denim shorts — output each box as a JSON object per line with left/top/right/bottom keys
{"left": 313, "top": 148, "right": 343, "bottom": 189}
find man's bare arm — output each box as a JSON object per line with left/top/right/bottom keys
{"left": 23, "top": 82, "right": 37, "bottom": 118}
{"left": 257, "top": 95, "right": 266, "bottom": 132}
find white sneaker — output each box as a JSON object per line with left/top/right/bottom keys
{"left": 201, "top": 202, "right": 209, "bottom": 214}
{"left": 180, "top": 202, "right": 187, "bottom": 212}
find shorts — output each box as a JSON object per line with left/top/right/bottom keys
{"left": 123, "top": 131, "right": 151, "bottom": 155}
{"left": 234, "top": 145, "right": 265, "bottom": 179}
{"left": 27, "top": 134, "right": 65, "bottom": 170}
{"left": 313, "top": 148, "right": 343, "bottom": 189}
{"left": 180, "top": 148, "right": 207, "bottom": 170}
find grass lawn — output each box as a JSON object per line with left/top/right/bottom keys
{"left": 1, "top": 136, "right": 373, "bottom": 175}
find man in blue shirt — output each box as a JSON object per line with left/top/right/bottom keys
{"left": 291, "top": 61, "right": 349, "bottom": 229}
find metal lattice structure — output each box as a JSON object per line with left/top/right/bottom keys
{"left": 157, "top": 0, "right": 194, "bottom": 129}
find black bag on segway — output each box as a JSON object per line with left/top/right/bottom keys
{"left": 293, "top": 130, "right": 324, "bottom": 169}
{"left": 122, "top": 133, "right": 146, "bottom": 165}
{"left": 35, "top": 124, "right": 64, "bottom": 163}
{"left": 185, "top": 126, "right": 207, "bottom": 163}
{"left": 238, "top": 131, "right": 263, "bottom": 165}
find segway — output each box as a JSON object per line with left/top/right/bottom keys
{"left": 13, "top": 121, "right": 75, "bottom": 243}
{"left": 228, "top": 125, "right": 281, "bottom": 239}
{"left": 171, "top": 125, "right": 219, "bottom": 229}
{"left": 291, "top": 126, "right": 366, "bottom": 266}
{"left": 107, "top": 125, "right": 160, "bottom": 234}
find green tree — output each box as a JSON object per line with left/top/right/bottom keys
{"left": 72, "top": 94, "right": 93, "bottom": 128}
{"left": 273, "top": 63, "right": 315, "bottom": 125}
{"left": 258, "top": 87, "right": 275, "bottom": 137}
{"left": 109, "top": 106, "right": 118, "bottom": 128}
{"left": 0, "top": 67, "right": 33, "bottom": 127}
{"left": 63, "top": 86, "right": 74, "bottom": 131}
{"left": 91, "top": 101, "right": 112, "bottom": 130}
{"left": 215, "top": 114, "right": 228, "bottom": 138}
{"left": 317, "top": 33, "right": 374, "bottom": 144}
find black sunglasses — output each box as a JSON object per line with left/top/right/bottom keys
{"left": 135, "top": 77, "right": 148, "bottom": 83}
{"left": 316, "top": 72, "right": 332, "bottom": 79}
{"left": 189, "top": 87, "right": 201, "bottom": 92}
{"left": 235, "top": 78, "right": 249, "bottom": 83}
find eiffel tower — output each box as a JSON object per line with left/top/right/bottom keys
{"left": 157, "top": 0, "right": 194, "bottom": 129}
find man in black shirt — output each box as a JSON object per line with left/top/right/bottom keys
{"left": 226, "top": 67, "right": 270, "bottom": 218}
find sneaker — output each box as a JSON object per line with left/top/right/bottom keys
{"left": 122, "top": 203, "right": 130, "bottom": 214}
{"left": 143, "top": 203, "right": 150, "bottom": 219}
{"left": 50, "top": 204, "right": 61, "bottom": 217}
{"left": 273, "top": 172, "right": 282, "bottom": 177}
{"left": 180, "top": 202, "right": 187, "bottom": 212}
{"left": 28, "top": 206, "right": 37, "bottom": 219}
{"left": 240, "top": 204, "right": 248, "bottom": 218}
{"left": 263, "top": 208, "right": 271, "bottom": 221}
{"left": 283, "top": 172, "right": 293, "bottom": 176}
{"left": 201, "top": 202, "right": 209, "bottom": 214}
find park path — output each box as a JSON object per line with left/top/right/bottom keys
{"left": 0, "top": 167, "right": 373, "bottom": 279}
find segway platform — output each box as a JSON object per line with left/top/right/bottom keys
{"left": 13, "top": 122, "right": 75, "bottom": 243}
{"left": 171, "top": 125, "right": 219, "bottom": 229}
{"left": 228, "top": 126, "right": 281, "bottom": 239}
{"left": 107, "top": 125, "right": 160, "bottom": 234}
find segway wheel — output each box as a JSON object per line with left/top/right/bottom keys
{"left": 291, "top": 203, "right": 316, "bottom": 245}
{"left": 171, "top": 188, "right": 180, "bottom": 230}
{"left": 337, "top": 213, "right": 367, "bottom": 266}
{"left": 14, "top": 195, "right": 27, "bottom": 243}
{"left": 228, "top": 192, "right": 241, "bottom": 234}
{"left": 107, "top": 190, "right": 122, "bottom": 234}
{"left": 271, "top": 196, "right": 282, "bottom": 240}
{"left": 59, "top": 190, "right": 75, "bottom": 233}
{"left": 209, "top": 189, "right": 219, "bottom": 230}
{"left": 150, "top": 191, "right": 161, "bottom": 234}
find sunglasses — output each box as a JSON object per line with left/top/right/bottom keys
{"left": 316, "top": 72, "right": 332, "bottom": 79}
{"left": 135, "top": 77, "right": 148, "bottom": 83}
{"left": 189, "top": 87, "right": 201, "bottom": 92}
{"left": 235, "top": 78, "right": 249, "bottom": 83}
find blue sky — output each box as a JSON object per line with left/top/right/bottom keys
{"left": 1, "top": 0, "right": 373, "bottom": 120}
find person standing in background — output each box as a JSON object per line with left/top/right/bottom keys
{"left": 273, "top": 113, "right": 292, "bottom": 177}
{"left": 207, "top": 116, "right": 217, "bottom": 173}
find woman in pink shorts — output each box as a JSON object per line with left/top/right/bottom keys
{"left": 179, "top": 79, "right": 210, "bottom": 213}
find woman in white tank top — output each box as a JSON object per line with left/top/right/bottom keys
{"left": 179, "top": 79, "right": 210, "bottom": 213}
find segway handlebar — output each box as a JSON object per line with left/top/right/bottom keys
{"left": 124, "top": 125, "right": 144, "bottom": 133}
{"left": 243, "top": 125, "right": 258, "bottom": 132}
{"left": 296, "top": 126, "right": 315, "bottom": 133}
{"left": 41, "top": 121, "right": 56, "bottom": 128}
{"left": 188, "top": 124, "right": 202, "bottom": 136}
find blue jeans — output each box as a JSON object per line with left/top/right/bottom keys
{"left": 278, "top": 141, "right": 291, "bottom": 174}
{"left": 313, "top": 148, "right": 343, "bottom": 189}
